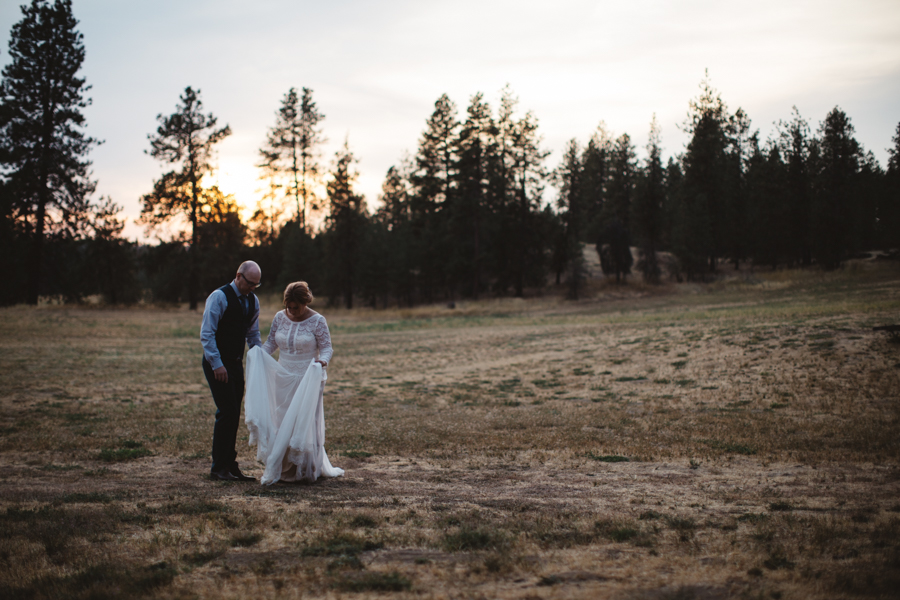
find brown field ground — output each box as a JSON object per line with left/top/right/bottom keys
{"left": 1, "top": 262, "right": 899, "bottom": 599}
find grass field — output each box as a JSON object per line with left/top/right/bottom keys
{"left": 1, "top": 262, "right": 899, "bottom": 599}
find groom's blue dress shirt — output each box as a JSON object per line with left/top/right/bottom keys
{"left": 200, "top": 281, "right": 261, "bottom": 370}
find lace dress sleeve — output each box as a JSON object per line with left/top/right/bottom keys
{"left": 261, "top": 311, "right": 282, "bottom": 355}
{"left": 315, "top": 316, "right": 333, "bottom": 365}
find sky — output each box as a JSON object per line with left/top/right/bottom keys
{"left": 2, "top": 0, "right": 899, "bottom": 241}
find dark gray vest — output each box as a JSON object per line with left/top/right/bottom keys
{"left": 215, "top": 284, "right": 255, "bottom": 362}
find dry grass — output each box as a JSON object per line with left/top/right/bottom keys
{"left": 1, "top": 261, "right": 899, "bottom": 599}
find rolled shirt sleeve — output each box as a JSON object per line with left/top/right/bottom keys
{"left": 200, "top": 290, "right": 227, "bottom": 370}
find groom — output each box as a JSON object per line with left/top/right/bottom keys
{"left": 200, "top": 261, "right": 262, "bottom": 481}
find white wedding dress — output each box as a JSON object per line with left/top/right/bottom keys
{"left": 245, "top": 310, "right": 344, "bottom": 485}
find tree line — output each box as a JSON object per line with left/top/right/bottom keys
{"left": 2, "top": 1, "right": 899, "bottom": 308}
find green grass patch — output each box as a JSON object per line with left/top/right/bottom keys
{"left": 57, "top": 492, "right": 114, "bottom": 504}
{"left": 343, "top": 450, "right": 373, "bottom": 458}
{"left": 495, "top": 377, "right": 521, "bottom": 392}
{"left": 444, "top": 525, "right": 508, "bottom": 551}
{"left": 532, "top": 379, "right": 562, "bottom": 388}
{"left": 586, "top": 452, "right": 629, "bottom": 462}
{"left": 302, "top": 534, "right": 382, "bottom": 557}
{"left": 665, "top": 516, "right": 696, "bottom": 531}
{"left": 333, "top": 571, "right": 411, "bottom": 592}
{"left": 700, "top": 439, "right": 757, "bottom": 455}
{"left": 98, "top": 439, "right": 152, "bottom": 462}
{"left": 349, "top": 514, "right": 378, "bottom": 528}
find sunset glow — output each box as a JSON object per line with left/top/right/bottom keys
{"left": 1, "top": 0, "right": 897, "bottom": 242}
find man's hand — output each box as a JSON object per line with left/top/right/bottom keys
{"left": 213, "top": 366, "right": 228, "bottom": 383}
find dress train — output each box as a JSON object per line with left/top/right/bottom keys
{"left": 245, "top": 346, "right": 344, "bottom": 485}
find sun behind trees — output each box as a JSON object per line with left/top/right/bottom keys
{"left": 257, "top": 87, "right": 326, "bottom": 237}
{"left": 140, "top": 87, "right": 232, "bottom": 310}
{"left": 1, "top": 1, "right": 897, "bottom": 307}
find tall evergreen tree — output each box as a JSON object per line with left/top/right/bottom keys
{"left": 604, "top": 133, "right": 637, "bottom": 230}
{"left": 85, "top": 196, "right": 138, "bottom": 304}
{"left": 141, "top": 86, "right": 230, "bottom": 309}
{"left": 0, "top": 0, "right": 99, "bottom": 304}
{"left": 258, "top": 87, "right": 325, "bottom": 232}
{"left": 632, "top": 116, "right": 665, "bottom": 283}
{"left": 723, "top": 108, "right": 753, "bottom": 268}
{"left": 413, "top": 94, "right": 459, "bottom": 212}
{"left": 505, "top": 97, "right": 549, "bottom": 296}
{"left": 810, "top": 107, "right": 862, "bottom": 269}
{"left": 776, "top": 107, "right": 813, "bottom": 265}
{"left": 745, "top": 135, "right": 790, "bottom": 268}
{"left": 581, "top": 124, "right": 612, "bottom": 245}
{"left": 599, "top": 133, "right": 637, "bottom": 282}
{"left": 374, "top": 161, "right": 415, "bottom": 305}
{"left": 676, "top": 74, "right": 730, "bottom": 277}
{"left": 452, "top": 93, "right": 498, "bottom": 298}
{"left": 553, "top": 139, "right": 585, "bottom": 298}
{"left": 410, "top": 94, "right": 460, "bottom": 301}
{"left": 324, "top": 141, "right": 367, "bottom": 309}
{"left": 882, "top": 123, "right": 900, "bottom": 252}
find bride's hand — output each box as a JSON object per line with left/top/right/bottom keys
{"left": 316, "top": 360, "right": 328, "bottom": 367}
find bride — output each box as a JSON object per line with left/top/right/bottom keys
{"left": 244, "top": 281, "right": 344, "bottom": 485}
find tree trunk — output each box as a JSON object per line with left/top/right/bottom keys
{"left": 188, "top": 155, "right": 199, "bottom": 310}
{"left": 26, "top": 199, "right": 47, "bottom": 305}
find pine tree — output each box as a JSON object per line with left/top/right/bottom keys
{"left": 324, "top": 141, "right": 367, "bottom": 308}
{"left": 581, "top": 124, "right": 612, "bottom": 245}
{"left": 506, "top": 96, "right": 549, "bottom": 297}
{"left": 413, "top": 94, "right": 459, "bottom": 212}
{"left": 677, "top": 74, "right": 730, "bottom": 277}
{"left": 0, "top": 0, "right": 99, "bottom": 304}
{"left": 745, "top": 136, "right": 790, "bottom": 268}
{"left": 194, "top": 186, "right": 246, "bottom": 294}
{"left": 604, "top": 133, "right": 637, "bottom": 230}
{"left": 776, "top": 107, "right": 813, "bottom": 265}
{"left": 632, "top": 116, "right": 665, "bottom": 283}
{"left": 810, "top": 107, "right": 862, "bottom": 269}
{"left": 141, "top": 87, "right": 231, "bottom": 309}
{"left": 553, "top": 139, "right": 585, "bottom": 299}
{"left": 882, "top": 123, "right": 900, "bottom": 252}
{"left": 258, "top": 87, "right": 325, "bottom": 232}
{"left": 411, "top": 94, "right": 460, "bottom": 301}
{"left": 86, "top": 196, "right": 137, "bottom": 304}
{"left": 374, "top": 161, "right": 415, "bottom": 305}
{"left": 599, "top": 133, "right": 637, "bottom": 282}
{"left": 452, "top": 93, "right": 498, "bottom": 298}
{"left": 723, "top": 108, "right": 753, "bottom": 268}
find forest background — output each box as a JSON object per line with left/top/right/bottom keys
{"left": 1, "top": 0, "right": 899, "bottom": 310}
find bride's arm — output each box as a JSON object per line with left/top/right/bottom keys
{"left": 260, "top": 312, "right": 281, "bottom": 355}
{"left": 315, "top": 317, "right": 333, "bottom": 366}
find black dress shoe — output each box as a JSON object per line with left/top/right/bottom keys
{"left": 210, "top": 470, "right": 238, "bottom": 481}
{"left": 230, "top": 466, "right": 256, "bottom": 482}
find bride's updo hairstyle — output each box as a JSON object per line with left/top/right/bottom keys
{"left": 284, "top": 281, "right": 314, "bottom": 307}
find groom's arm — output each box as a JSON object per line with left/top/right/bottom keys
{"left": 201, "top": 290, "right": 228, "bottom": 381}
